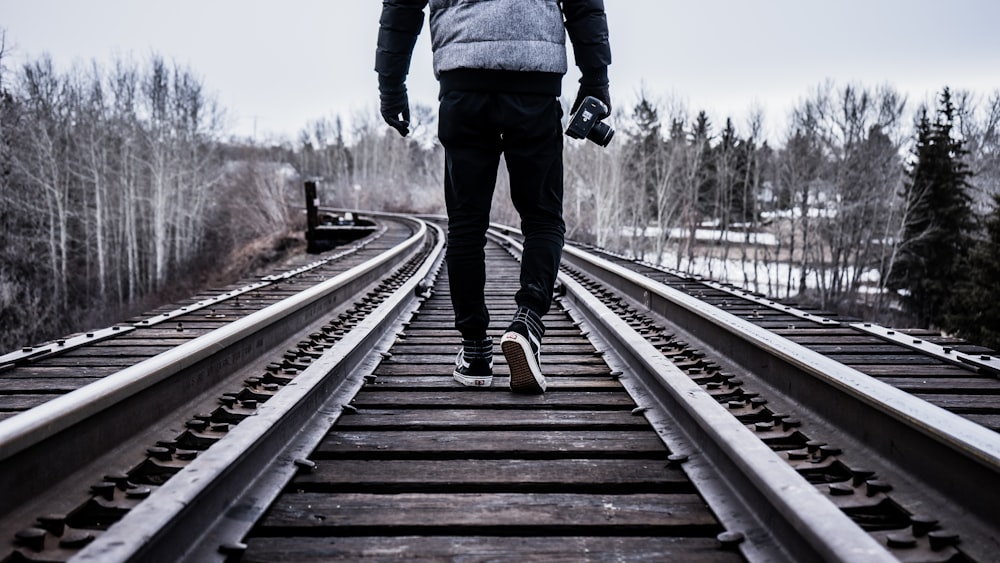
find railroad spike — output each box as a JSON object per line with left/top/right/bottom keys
{"left": 36, "top": 514, "right": 66, "bottom": 537}
{"left": 294, "top": 459, "right": 317, "bottom": 473}
{"left": 927, "top": 530, "right": 960, "bottom": 550}
{"left": 717, "top": 530, "right": 745, "bottom": 549}
{"left": 14, "top": 528, "right": 47, "bottom": 552}
{"left": 910, "top": 515, "right": 939, "bottom": 537}
{"left": 219, "top": 541, "right": 248, "bottom": 559}
{"left": 666, "top": 453, "right": 689, "bottom": 467}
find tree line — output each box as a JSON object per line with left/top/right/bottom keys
{"left": 2, "top": 44, "right": 998, "bottom": 352}
{"left": 556, "top": 84, "right": 1000, "bottom": 348}
{"left": 0, "top": 49, "right": 302, "bottom": 352}
{"left": 292, "top": 81, "right": 1000, "bottom": 349}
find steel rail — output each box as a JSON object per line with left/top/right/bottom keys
{"left": 0, "top": 217, "right": 427, "bottom": 516}
{"left": 852, "top": 321, "right": 1000, "bottom": 376}
{"left": 73, "top": 221, "right": 445, "bottom": 563}
{"left": 592, "top": 247, "right": 1000, "bottom": 373}
{"left": 576, "top": 245, "right": 844, "bottom": 328}
{"left": 0, "top": 325, "right": 137, "bottom": 370}
{"left": 558, "top": 237, "right": 1000, "bottom": 532}
{"left": 488, "top": 228, "right": 894, "bottom": 562}
{"left": 0, "top": 226, "right": 389, "bottom": 370}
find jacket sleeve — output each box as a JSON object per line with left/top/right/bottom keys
{"left": 561, "top": 0, "right": 612, "bottom": 86}
{"left": 375, "top": 0, "right": 428, "bottom": 91}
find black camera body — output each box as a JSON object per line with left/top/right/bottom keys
{"left": 566, "top": 96, "right": 614, "bottom": 147}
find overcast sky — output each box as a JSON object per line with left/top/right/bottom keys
{"left": 3, "top": 0, "right": 999, "bottom": 142}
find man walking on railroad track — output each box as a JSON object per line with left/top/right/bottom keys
{"left": 375, "top": 0, "right": 611, "bottom": 393}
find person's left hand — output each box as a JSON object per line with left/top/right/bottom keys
{"left": 572, "top": 85, "right": 611, "bottom": 117}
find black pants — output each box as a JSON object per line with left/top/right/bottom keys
{"left": 438, "top": 90, "right": 565, "bottom": 340}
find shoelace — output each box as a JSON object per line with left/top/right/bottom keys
{"left": 511, "top": 307, "right": 545, "bottom": 341}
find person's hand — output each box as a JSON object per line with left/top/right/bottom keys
{"left": 380, "top": 87, "right": 410, "bottom": 137}
{"left": 572, "top": 85, "right": 611, "bottom": 117}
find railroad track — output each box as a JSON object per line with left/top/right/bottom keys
{"left": 0, "top": 216, "right": 412, "bottom": 419}
{"left": 561, "top": 240, "right": 1000, "bottom": 432}
{"left": 1, "top": 214, "right": 998, "bottom": 562}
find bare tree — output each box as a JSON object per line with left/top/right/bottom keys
{"left": 954, "top": 89, "right": 1000, "bottom": 213}
{"left": 811, "top": 84, "right": 906, "bottom": 310}
{"left": 1, "top": 52, "right": 230, "bottom": 351}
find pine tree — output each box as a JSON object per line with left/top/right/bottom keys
{"left": 621, "top": 96, "right": 663, "bottom": 218}
{"left": 691, "top": 111, "right": 716, "bottom": 221}
{"left": 946, "top": 193, "right": 1000, "bottom": 348}
{"left": 888, "top": 88, "right": 976, "bottom": 327}
{"left": 619, "top": 95, "right": 665, "bottom": 258}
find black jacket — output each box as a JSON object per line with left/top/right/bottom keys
{"left": 375, "top": 0, "right": 611, "bottom": 97}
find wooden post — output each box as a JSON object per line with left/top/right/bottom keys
{"left": 305, "top": 180, "right": 320, "bottom": 233}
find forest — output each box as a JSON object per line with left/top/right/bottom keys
{"left": 2, "top": 48, "right": 999, "bottom": 353}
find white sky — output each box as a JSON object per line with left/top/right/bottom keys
{"left": 3, "top": 0, "right": 999, "bottom": 143}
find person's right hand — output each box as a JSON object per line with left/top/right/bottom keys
{"left": 380, "top": 87, "right": 410, "bottom": 137}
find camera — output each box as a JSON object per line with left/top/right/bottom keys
{"left": 566, "top": 96, "right": 614, "bottom": 147}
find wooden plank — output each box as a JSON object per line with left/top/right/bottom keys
{"left": 834, "top": 355, "right": 945, "bottom": 366}
{"left": 0, "top": 394, "right": 54, "bottom": 411}
{"left": 392, "top": 336, "right": 592, "bottom": 346}
{"left": 256, "top": 492, "right": 716, "bottom": 531}
{"left": 910, "top": 394, "right": 1000, "bottom": 413}
{"left": 316, "top": 430, "right": 668, "bottom": 458}
{"left": 395, "top": 332, "right": 592, "bottom": 341}
{"left": 386, "top": 354, "right": 607, "bottom": 367}
{"left": 348, "top": 391, "right": 636, "bottom": 409}
{"left": 29, "top": 357, "right": 153, "bottom": 367}
{"left": 293, "top": 458, "right": 688, "bottom": 491}
{"left": 82, "top": 338, "right": 192, "bottom": 347}
{"left": 363, "top": 376, "right": 623, "bottom": 390}
{"left": 856, "top": 365, "right": 975, "bottom": 377}
{"left": 374, "top": 363, "right": 612, "bottom": 377}
{"left": 0, "top": 366, "right": 117, "bottom": 379}
{"left": 60, "top": 347, "right": 173, "bottom": 358}
{"left": 131, "top": 320, "right": 233, "bottom": 330}
{"left": 963, "top": 414, "right": 1000, "bottom": 432}
{"left": 0, "top": 377, "right": 102, "bottom": 392}
{"left": 770, "top": 328, "right": 868, "bottom": 336}
{"left": 388, "top": 344, "right": 598, "bottom": 354}
{"left": 334, "top": 409, "right": 648, "bottom": 429}
{"left": 755, "top": 320, "right": 840, "bottom": 329}
{"left": 783, "top": 335, "right": 893, "bottom": 345}
{"left": 412, "top": 314, "right": 577, "bottom": 327}
{"left": 111, "top": 328, "right": 214, "bottom": 338}
{"left": 804, "top": 345, "right": 934, "bottom": 354}
{"left": 876, "top": 378, "right": 1000, "bottom": 393}
{"left": 243, "top": 536, "right": 740, "bottom": 563}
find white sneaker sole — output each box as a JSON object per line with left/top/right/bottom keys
{"left": 501, "top": 331, "right": 546, "bottom": 394}
{"left": 453, "top": 371, "right": 493, "bottom": 387}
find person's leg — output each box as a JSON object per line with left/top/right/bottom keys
{"left": 497, "top": 93, "right": 564, "bottom": 394}
{"left": 439, "top": 91, "right": 503, "bottom": 386}
{"left": 438, "top": 91, "right": 502, "bottom": 341}
{"left": 500, "top": 94, "right": 565, "bottom": 317}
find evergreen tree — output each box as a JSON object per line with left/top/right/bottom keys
{"left": 691, "top": 111, "right": 716, "bottom": 221}
{"left": 888, "top": 88, "right": 976, "bottom": 327}
{"left": 715, "top": 118, "right": 757, "bottom": 225}
{"left": 621, "top": 96, "right": 663, "bottom": 219}
{"left": 946, "top": 192, "right": 1000, "bottom": 349}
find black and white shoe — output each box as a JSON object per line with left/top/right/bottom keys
{"left": 501, "top": 307, "right": 546, "bottom": 394}
{"left": 453, "top": 337, "right": 494, "bottom": 387}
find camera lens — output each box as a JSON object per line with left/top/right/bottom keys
{"left": 587, "top": 122, "right": 614, "bottom": 147}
